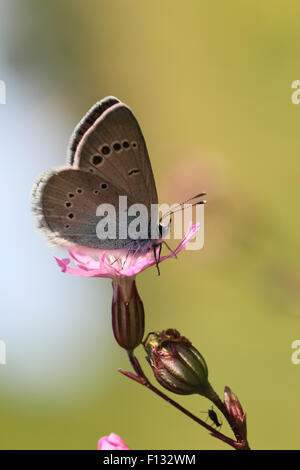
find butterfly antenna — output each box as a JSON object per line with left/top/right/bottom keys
{"left": 160, "top": 199, "right": 207, "bottom": 220}
{"left": 159, "top": 193, "right": 207, "bottom": 223}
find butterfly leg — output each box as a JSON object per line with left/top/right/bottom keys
{"left": 153, "top": 244, "right": 161, "bottom": 276}
{"left": 158, "top": 242, "right": 162, "bottom": 262}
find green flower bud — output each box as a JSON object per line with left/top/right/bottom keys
{"left": 144, "top": 329, "right": 212, "bottom": 397}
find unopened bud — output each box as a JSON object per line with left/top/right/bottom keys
{"left": 111, "top": 277, "right": 145, "bottom": 351}
{"left": 144, "top": 329, "right": 213, "bottom": 397}
{"left": 224, "top": 386, "right": 247, "bottom": 439}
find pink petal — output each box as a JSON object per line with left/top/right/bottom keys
{"left": 68, "top": 250, "right": 100, "bottom": 269}
{"left": 98, "top": 433, "right": 130, "bottom": 450}
{"left": 55, "top": 223, "right": 201, "bottom": 278}
{"left": 54, "top": 257, "right": 70, "bottom": 272}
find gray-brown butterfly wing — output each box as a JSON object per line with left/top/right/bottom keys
{"left": 67, "top": 96, "right": 120, "bottom": 165}
{"left": 72, "top": 101, "right": 158, "bottom": 210}
{"left": 32, "top": 167, "right": 136, "bottom": 250}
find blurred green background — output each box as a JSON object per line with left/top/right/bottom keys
{"left": 1, "top": 0, "right": 300, "bottom": 450}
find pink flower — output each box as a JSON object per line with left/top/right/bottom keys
{"left": 55, "top": 223, "right": 200, "bottom": 278}
{"left": 98, "top": 433, "right": 130, "bottom": 450}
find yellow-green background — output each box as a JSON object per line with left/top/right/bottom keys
{"left": 0, "top": 0, "right": 299, "bottom": 450}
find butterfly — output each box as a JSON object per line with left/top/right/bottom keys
{"left": 32, "top": 96, "right": 165, "bottom": 259}
{"left": 32, "top": 96, "right": 206, "bottom": 271}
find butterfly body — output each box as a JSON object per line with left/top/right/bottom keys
{"left": 32, "top": 97, "right": 161, "bottom": 256}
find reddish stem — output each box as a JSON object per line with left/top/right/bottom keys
{"left": 120, "top": 351, "right": 243, "bottom": 450}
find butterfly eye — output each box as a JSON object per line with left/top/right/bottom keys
{"left": 112, "top": 142, "right": 122, "bottom": 152}
{"left": 128, "top": 169, "right": 140, "bottom": 177}
{"left": 76, "top": 188, "right": 83, "bottom": 194}
{"left": 64, "top": 224, "right": 70, "bottom": 230}
{"left": 100, "top": 183, "right": 108, "bottom": 190}
{"left": 93, "top": 189, "right": 99, "bottom": 195}
{"left": 122, "top": 140, "right": 130, "bottom": 149}
{"left": 101, "top": 145, "right": 111, "bottom": 155}
{"left": 131, "top": 141, "right": 137, "bottom": 149}
{"left": 92, "top": 155, "right": 103, "bottom": 166}
{"left": 68, "top": 193, "right": 75, "bottom": 199}
{"left": 65, "top": 201, "right": 72, "bottom": 208}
